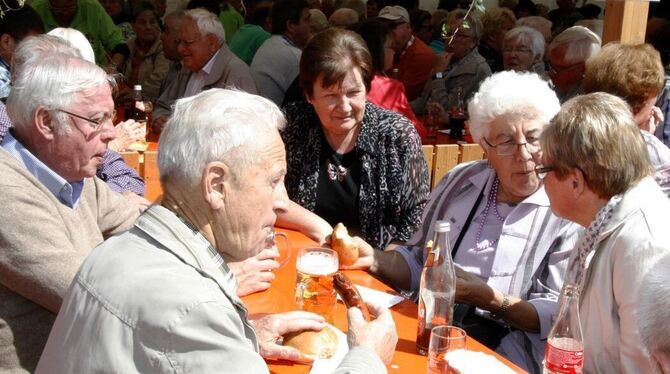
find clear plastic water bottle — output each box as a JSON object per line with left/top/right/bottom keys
{"left": 416, "top": 221, "right": 456, "bottom": 355}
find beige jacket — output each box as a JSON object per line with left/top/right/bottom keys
{"left": 37, "top": 205, "right": 386, "bottom": 373}
{"left": 0, "top": 149, "right": 139, "bottom": 373}
{"left": 577, "top": 177, "right": 670, "bottom": 373}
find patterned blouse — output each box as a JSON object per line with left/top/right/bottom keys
{"left": 281, "top": 101, "right": 430, "bottom": 250}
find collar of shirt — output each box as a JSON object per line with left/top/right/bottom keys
{"left": 201, "top": 48, "right": 220, "bottom": 76}
{"left": 399, "top": 35, "right": 415, "bottom": 59}
{"left": 1, "top": 131, "right": 84, "bottom": 208}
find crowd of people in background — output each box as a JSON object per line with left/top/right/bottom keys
{"left": 1, "top": 0, "right": 670, "bottom": 373}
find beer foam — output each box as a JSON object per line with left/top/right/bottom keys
{"left": 297, "top": 251, "right": 338, "bottom": 275}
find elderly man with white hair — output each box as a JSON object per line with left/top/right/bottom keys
{"left": 36, "top": 88, "right": 398, "bottom": 373}
{"left": 0, "top": 43, "right": 141, "bottom": 372}
{"left": 547, "top": 25, "right": 601, "bottom": 102}
{"left": 153, "top": 8, "right": 257, "bottom": 131}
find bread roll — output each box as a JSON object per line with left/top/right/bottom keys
{"left": 283, "top": 325, "right": 338, "bottom": 359}
{"left": 330, "top": 223, "right": 359, "bottom": 266}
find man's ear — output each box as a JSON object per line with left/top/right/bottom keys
{"left": 34, "top": 107, "right": 56, "bottom": 140}
{"left": 0, "top": 34, "right": 15, "bottom": 56}
{"left": 202, "top": 161, "right": 231, "bottom": 211}
{"left": 206, "top": 34, "right": 221, "bottom": 52}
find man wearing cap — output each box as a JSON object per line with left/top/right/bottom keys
{"left": 378, "top": 5, "right": 435, "bottom": 101}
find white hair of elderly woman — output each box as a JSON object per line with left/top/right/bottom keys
{"left": 504, "top": 26, "right": 545, "bottom": 61}
{"left": 548, "top": 25, "right": 601, "bottom": 65}
{"left": 637, "top": 254, "right": 670, "bottom": 372}
{"left": 158, "top": 88, "right": 286, "bottom": 186}
{"left": 185, "top": 8, "right": 226, "bottom": 45}
{"left": 467, "top": 70, "right": 560, "bottom": 144}
{"left": 8, "top": 36, "right": 109, "bottom": 134}
{"left": 47, "top": 28, "right": 96, "bottom": 63}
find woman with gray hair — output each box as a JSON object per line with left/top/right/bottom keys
{"left": 539, "top": 92, "right": 670, "bottom": 373}
{"left": 502, "top": 26, "right": 545, "bottom": 75}
{"left": 351, "top": 71, "right": 581, "bottom": 374}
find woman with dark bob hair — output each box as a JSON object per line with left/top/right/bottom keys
{"left": 276, "top": 28, "right": 430, "bottom": 250}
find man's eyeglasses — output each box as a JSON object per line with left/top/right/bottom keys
{"left": 55, "top": 109, "right": 115, "bottom": 132}
{"left": 483, "top": 137, "right": 541, "bottom": 156}
{"left": 534, "top": 165, "right": 554, "bottom": 180}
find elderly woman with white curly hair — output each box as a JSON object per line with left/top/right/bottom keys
{"left": 348, "top": 70, "right": 581, "bottom": 373}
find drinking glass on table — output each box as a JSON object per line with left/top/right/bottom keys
{"left": 265, "top": 230, "right": 291, "bottom": 268}
{"left": 295, "top": 247, "right": 339, "bottom": 324}
{"left": 428, "top": 325, "right": 467, "bottom": 374}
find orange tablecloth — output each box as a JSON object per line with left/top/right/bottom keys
{"left": 243, "top": 229, "right": 527, "bottom": 373}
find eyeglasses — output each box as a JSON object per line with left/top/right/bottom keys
{"left": 534, "top": 164, "right": 554, "bottom": 180}
{"left": 55, "top": 109, "right": 115, "bottom": 132}
{"left": 503, "top": 47, "right": 532, "bottom": 54}
{"left": 176, "top": 36, "right": 201, "bottom": 47}
{"left": 483, "top": 137, "right": 541, "bottom": 156}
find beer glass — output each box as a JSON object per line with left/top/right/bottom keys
{"left": 427, "top": 325, "right": 467, "bottom": 374}
{"left": 295, "top": 247, "right": 339, "bottom": 323}
{"left": 265, "top": 230, "right": 291, "bottom": 269}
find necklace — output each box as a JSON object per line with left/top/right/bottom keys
{"left": 474, "top": 177, "right": 506, "bottom": 250}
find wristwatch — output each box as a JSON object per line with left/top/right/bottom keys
{"left": 492, "top": 294, "right": 511, "bottom": 319}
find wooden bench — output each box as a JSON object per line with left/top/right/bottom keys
{"left": 422, "top": 143, "right": 486, "bottom": 190}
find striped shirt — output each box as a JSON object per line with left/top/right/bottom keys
{"left": 394, "top": 160, "right": 581, "bottom": 373}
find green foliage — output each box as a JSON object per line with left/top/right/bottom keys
{"left": 0, "top": 0, "right": 25, "bottom": 18}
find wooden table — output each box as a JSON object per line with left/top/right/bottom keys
{"left": 242, "top": 229, "right": 527, "bottom": 373}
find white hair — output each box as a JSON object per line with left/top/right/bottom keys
{"left": 158, "top": 88, "right": 286, "bottom": 187}
{"left": 548, "top": 25, "right": 601, "bottom": 64}
{"left": 467, "top": 71, "right": 560, "bottom": 143}
{"left": 184, "top": 8, "right": 226, "bottom": 44}
{"left": 8, "top": 36, "right": 110, "bottom": 134}
{"left": 637, "top": 255, "right": 670, "bottom": 357}
{"left": 47, "top": 28, "right": 95, "bottom": 63}
{"left": 515, "top": 16, "right": 552, "bottom": 42}
{"left": 504, "top": 26, "right": 545, "bottom": 61}
{"left": 574, "top": 19, "right": 603, "bottom": 39}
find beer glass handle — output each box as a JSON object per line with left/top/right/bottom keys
{"left": 274, "top": 232, "right": 291, "bottom": 268}
{"left": 295, "top": 274, "right": 306, "bottom": 308}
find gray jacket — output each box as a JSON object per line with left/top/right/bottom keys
{"left": 36, "top": 205, "right": 385, "bottom": 373}
{"left": 154, "top": 45, "right": 257, "bottom": 118}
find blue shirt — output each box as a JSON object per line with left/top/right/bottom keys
{"left": 1, "top": 131, "right": 83, "bottom": 208}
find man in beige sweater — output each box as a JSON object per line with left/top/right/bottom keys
{"left": 0, "top": 43, "right": 141, "bottom": 372}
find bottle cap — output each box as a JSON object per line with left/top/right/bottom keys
{"left": 434, "top": 220, "right": 450, "bottom": 232}
{"left": 134, "top": 85, "right": 142, "bottom": 91}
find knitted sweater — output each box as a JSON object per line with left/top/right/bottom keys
{"left": 0, "top": 149, "right": 140, "bottom": 373}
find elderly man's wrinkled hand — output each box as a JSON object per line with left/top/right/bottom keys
{"left": 251, "top": 311, "right": 326, "bottom": 362}
{"left": 346, "top": 301, "right": 397, "bottom": 365}
{"left": 229, "top": 248, "right": 280, "bottom": 296}
{"left": 340, "top": 236, "right": 374, "bottom": 270}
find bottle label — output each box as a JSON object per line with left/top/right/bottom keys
{"left": 545, "top": 344, "right": 584, "bottom": 373}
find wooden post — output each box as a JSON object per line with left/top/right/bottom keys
{"left": 602, "top": 0, "right": 650, "bottom": 45}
